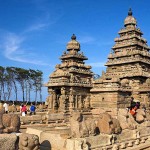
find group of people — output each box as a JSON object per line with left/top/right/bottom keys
{"left": 2, "top": 101, "right": 36, "bottom": 116}
{"left": 20, "top": 103, "right": 36, "bottom": 116}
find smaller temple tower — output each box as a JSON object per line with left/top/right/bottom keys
{"left": 45, "top": 34, "right": 93, "bottom": 113}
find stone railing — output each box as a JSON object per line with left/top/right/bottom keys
{"left": 20, "top": 113, "right": 66, "bottom": 125}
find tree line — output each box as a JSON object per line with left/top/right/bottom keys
{"left": 0, "top": 66, "right": 43, "bottom": 102}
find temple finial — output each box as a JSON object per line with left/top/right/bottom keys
{"left": 128, "top": 8, "right": 132, "bottom": 16}
{"left": 71, "top": 34, "right": 76, "bottom": 40}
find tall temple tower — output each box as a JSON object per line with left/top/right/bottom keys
{"left": 91, "top": 9, "right": 150, "bottom": 110}
{"left": 45, "top": 34, "right": 93, "bottom": 113}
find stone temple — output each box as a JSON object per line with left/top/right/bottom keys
{"left": 46, "top": 8, "right": 150, "bottom": 115}
{"left": 12, "top": 9, "right": 150, "bottom": 150}
{"left": 91, "top": 8, "right": 150, "bottom": 115}
{"left": 45, "top": 34, "right": 93, "bottom": 113}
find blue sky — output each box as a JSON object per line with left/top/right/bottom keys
{"left": 0, "top": 0, "right": 150, "bottom": 101}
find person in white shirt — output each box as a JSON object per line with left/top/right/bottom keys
{"left": 3, "top": 102, "right": 8, "bottom": 113}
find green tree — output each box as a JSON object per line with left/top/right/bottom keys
{"left": 0, "top": 66, "right": 5, "bottom": 100}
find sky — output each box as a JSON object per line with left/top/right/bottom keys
{"left": 0, "top": 0, "right": 150, "bottom": 101}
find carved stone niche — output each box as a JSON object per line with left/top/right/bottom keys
{"left": 70, "top": 111, "right": 96, "bottom": 138}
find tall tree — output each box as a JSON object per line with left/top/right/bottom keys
{"left": 0, "top": 66, "right": 5, "bottom": 100}
{"left": 29, "top": 69, "right": 43, "bottom": 102}
{"left": 6, "top": 67, "right": 18, "bottom": 101}
{"left": 15, "top": 68, "right": 29, "bottom": 102}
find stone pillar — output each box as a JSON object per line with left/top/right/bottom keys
{"left": 84, "top": 95, "right": 90, "bottom": 110}
{"left": 53, "top": 92, "right": 58, "bottom": 111}
{"left": 69, "top": 95, "right": 74, "bottom": 111}
{"left": 59, "top": 87, "right": 67, "bottom": 112}
{"left": 78, "top": 95, "right": 83, "bottom": 109}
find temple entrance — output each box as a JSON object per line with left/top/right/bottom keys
{"left": 55, "top": 89, "right": 61, "bottom": 95}
{"left": 55, "top": 89, "right": 61, "bottom": 109}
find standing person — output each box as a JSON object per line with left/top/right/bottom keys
{"left": 21, "top": 104, "right": 27, "bottom": 116}
{"left": 20, "top": 103, "right": 23, "bottom": 114}
{"left": 30, "top": 103, "right": 36, "bottom": 115}
{"left": 3, "top": 102, "right": 8, "bottom": 114}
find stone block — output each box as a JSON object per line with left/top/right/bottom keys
{"left": 40, "top": 131, "right": 67, "bottom": 150}
{"left": 66, "top": 138, "right": 88, "bottom": 150}
{"left": 85, "top": 134, "right": 113, "bottom": 148}
{"left": 0, "top": 133, "right": 18, "bottom": 150}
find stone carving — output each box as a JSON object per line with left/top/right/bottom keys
{"left": 120, "top": 78, "right": 129, "bottom": 87}
{"left": 118, "top": 109, "right": 137, "bottom": 130}
{"left": 112, "top": 144, "right": 119, "bottom": 150}
{"left": 70, "top": 112, "right": 96, "bottom": 138}
{"left": 0, "top": 104, "right": 20, "bottom": 133}
{"left": 135, "top": 109, "right": 146, "bottom": 123}
{"left": 59, "top": 87, "right": 67, "bottom": 111}
{"left": 2, "top": 114, "right": 20, "bottom": 133}
{"left": 97, "top": 113, "right": 121, "bottom": 134}
{"left": 19, "top": 133, "right": 39, "bottom": 150}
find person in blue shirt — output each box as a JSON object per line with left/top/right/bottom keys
{"left": 29, "top": 103, "right": 36, "bottom": 115}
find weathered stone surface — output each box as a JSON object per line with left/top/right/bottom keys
{"left": 26, "top": 127, "right": 43, "bottom": 140}
{"left": 97, "top": 113, "right": 121, "bottom": 134}
{"left": 0, "top": 103, "right": 4, "bottom": 133}
{"left": 91, "top": 108, "right": 105, "bottom": 116}
{"left": 66, "top": 138, "right": 88, "bottom": 150}
{"left": 135, "top": 109, "right": 146, "bottom": 123}
{"left": 19, "top": 133, "right": 39, "bottom": 150}
{"left": 2, "top": 114, "right": 20, "bottom": 133}
{"left": 86, "top": 134, "right": 114, "bottom": 148}
{"left": 118, "top": 109, "right": 137, "bottom": 130}
{"left": 70, "top": 112, "right": 96, "bottom": 138}
{"left": 40, "top": 131, "right": 67, "bottom": 150}
{"left": 0, "top": 134, "right": 18, "bottom": 150}
{"left": 0, "top": 103, "right": 20, "bottom": 133}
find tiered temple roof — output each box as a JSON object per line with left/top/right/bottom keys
{"left": 46, "top": 34, "right": 93, "bottom": 87}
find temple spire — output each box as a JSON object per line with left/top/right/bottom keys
{"left": 128, "top": 8, "right": 132, "bottom": 16}
{"left": 71, "top": 34, "right": 76, "bottom": 40}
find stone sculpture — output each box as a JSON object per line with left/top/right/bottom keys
{"left": 19, "top": 133, "right": 39, "bottom": 150}
{"left": 135, "top": 109, "right": 146, "bottom": 123}
{"left": 70, "top": 111, "right": 96, "bottom": 138}
{"left": 118, "top": 109, "right": 137, "bottom": 130}
{"left": 97, "top": 113, "right": 121, "bottom": 134}
{"left": 0, "top": 103, "right": 20, "bottom": 133}
{"left": 2, "top": 114, "right": 20, "bottom": 133}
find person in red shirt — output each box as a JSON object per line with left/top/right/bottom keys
{"left": 21, "top": 104, "right": 27, "bottom": 116}
{"left": 130, "top": 105, "right": 137, "bottom": 117}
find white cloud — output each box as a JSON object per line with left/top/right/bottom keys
{"left": 88, "top": 62, "right": 106, "bottom": 67}
{"left": 24, "top": 22, "right": 49, "bottom": 33}
{"left": 2, "top": 32, "right": 50, "bottom": 66}
{"left": 79, "top": 36, "right": 95, "bottom": 44}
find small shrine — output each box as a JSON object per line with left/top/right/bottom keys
{"left": 91, "top": 8, "right": 150, "bottom": 112}
{"left": 45, "top": 34, "right": 93, "bottom": 113}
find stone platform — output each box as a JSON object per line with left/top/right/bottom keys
{"left": 26, "top": 125, "right": 150, "bottom": 150}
